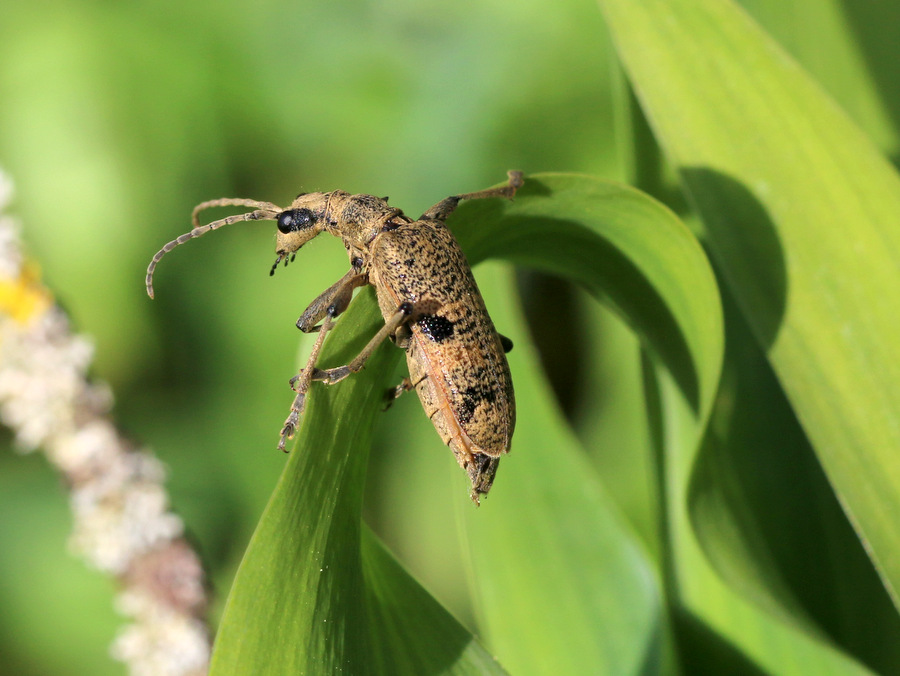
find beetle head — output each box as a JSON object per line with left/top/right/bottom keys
{"left": 272, "top": 192, "right": 329, "bottom": 272}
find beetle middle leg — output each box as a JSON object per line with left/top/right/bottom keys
{"left": 277, "top": 302, "right": 414, "bottom": 450}
{"left": 309, "top": 302, "right": 414, "bottom": 386}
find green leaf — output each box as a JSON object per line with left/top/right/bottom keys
{"left": 650, "top": 361, "right": 876, "bottom": 675}
{"left": 209, "top": 287, "right": 505, "bottom": 675}
{"left": 456, "top": 262, "right": 666, "bottom": 675}
{"left": 597, "top": 0, "right": 900, "bottom": 668}
{"left": 689, "top": 292, "right": 900, "bottom": 674}
{"left": 210, "top": 173, "right": 723, "bottom": 674}
{"left": 736, "top": 0, "right": 900, "bottom": 158}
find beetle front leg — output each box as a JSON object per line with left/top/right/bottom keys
{"left": 420, "top": 170, "right": 523, "bottom": 221}
{"left": 296, "top": 267, "right": 368, "bottom": 333}
{"left": 278, "top": 310, "right": 336, "bottom": 451}
{"left": 310, "top": 302, "right": 414, "bottom": 386}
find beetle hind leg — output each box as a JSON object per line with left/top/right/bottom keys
{"left": 383, "top": 376, "right": 413, "bottom": 411}
{"left": 465, "top": 452, "right": 500, "bottom": 506}
{"left": 421, "top": 171, "right": 523, "bottom": 221}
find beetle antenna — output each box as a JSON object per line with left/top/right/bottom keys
{"left": 191, "top": 198, "right": 281, "bottom": 226}
{"left": 146, "top": 207, "right": 279, "bottom": 298}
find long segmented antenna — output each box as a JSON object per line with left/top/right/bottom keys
{"left": 146, "top": 206, "right": 281, "bottom": 298}
{"left": 191, "top": 198, "right": 280, "bottom": 227}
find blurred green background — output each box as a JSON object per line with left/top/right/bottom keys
{"left": 0, "top": 0, "right": 898, "bottom": 674}
{"left": 0, "top": 1, "right": 619, "bottom": 673}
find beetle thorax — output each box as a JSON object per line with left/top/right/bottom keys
{"left": 325, "top": 192, "right": 398, "bottom": 248}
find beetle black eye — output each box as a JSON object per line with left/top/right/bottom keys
{"left": 276, "top": 208, "right": 315, "bottom": 234}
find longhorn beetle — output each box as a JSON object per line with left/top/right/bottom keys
{"left": 146, "top": 171, "right": 522, "bottom": 503}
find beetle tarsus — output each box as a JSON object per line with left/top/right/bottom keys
{"left": 278, "top": 415, "right": 297, "bottom": 452}
{"left": 467, "top": 453, "right": 500, "bottom": 505}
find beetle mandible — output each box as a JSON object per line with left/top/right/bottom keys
{"left": 146, "top": 171, "right": 522, "bottom": 503}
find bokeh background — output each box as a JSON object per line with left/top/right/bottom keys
{"left": 0, "top": 0, "right": 898, "bottom": 673}
{"left": 0, "top": 1, "right": 621, "bottom": 673}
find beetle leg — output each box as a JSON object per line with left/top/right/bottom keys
{"left": 383, "top": 375, "right": 421, "bottom": 411}
{"left": 296, "top": 268, "right": 368, "bottom": 332}
{"left": 386, "top": 377, "right": 413, "bottom": 404}
{"left": 310, "top": 303, "right": 414, "bottom": 386}
{"left": 468, "top": 454, "right": 500, "bottom": 506}
{"left": 278, "top": 310, "right": 335, "bottom": 451}
{"left": 420, "top": 170, "right": 523, "bottom": 221}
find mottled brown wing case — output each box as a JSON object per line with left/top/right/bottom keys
{"left": 370, "top": 219, "right": 515, "bottom": 456}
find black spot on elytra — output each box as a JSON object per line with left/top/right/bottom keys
{"left": 417, "top": 314, "right": 455, "bottom": 342}
{"left": 455, "top": 385, "right": 498, "bottom": 424}
{"left": 457, "top": 396, "right": 478, "bottom": 424}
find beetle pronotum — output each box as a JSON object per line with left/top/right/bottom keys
{"left": 147, "top": 171, "right": 521, "bottom": 502}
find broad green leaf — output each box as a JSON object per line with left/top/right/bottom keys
{"left": 832, "top": 1, "right": 900, "bottom": 160}
{"left": 599, "top": 0, "right": 900, "bottom": 614}
{"left": 650, "top": 362, "right": 875, "bottom": 676}
{"left": 360, "top": 528, "right": 506, "bottom": 675}
{"left": 210, "top": 287, "right": 505, "bottom": 675}
{"left": 737, "top": 0, "right": 900, "bottom": 158}
{"left": 689, "top": 292, "right": 900, "bottom": 674}
{"left": 459, "top": 262, "right": 664, "bottom": 675}
{"left": 574, "top": 290, "right": 659, "bottom": 554}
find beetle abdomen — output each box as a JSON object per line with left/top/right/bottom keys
{"left": 406, "top": 303, "right": 512, "bottom": 455}
{"left": 370, "top": 220, "right": 515, "bottom": 459}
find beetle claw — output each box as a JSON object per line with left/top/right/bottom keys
{"left": 278, "top": 407, "right": 301, "bottom": 452}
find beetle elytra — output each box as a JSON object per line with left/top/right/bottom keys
{"left": 146, "top": 171, "right": 522, "bottom": 503}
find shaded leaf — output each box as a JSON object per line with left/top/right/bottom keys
{"left": 689, "top": 292, "right": 900, "bottom": 674}
{"left": 599, "top": 0, "right": 900, "bottom": 613}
